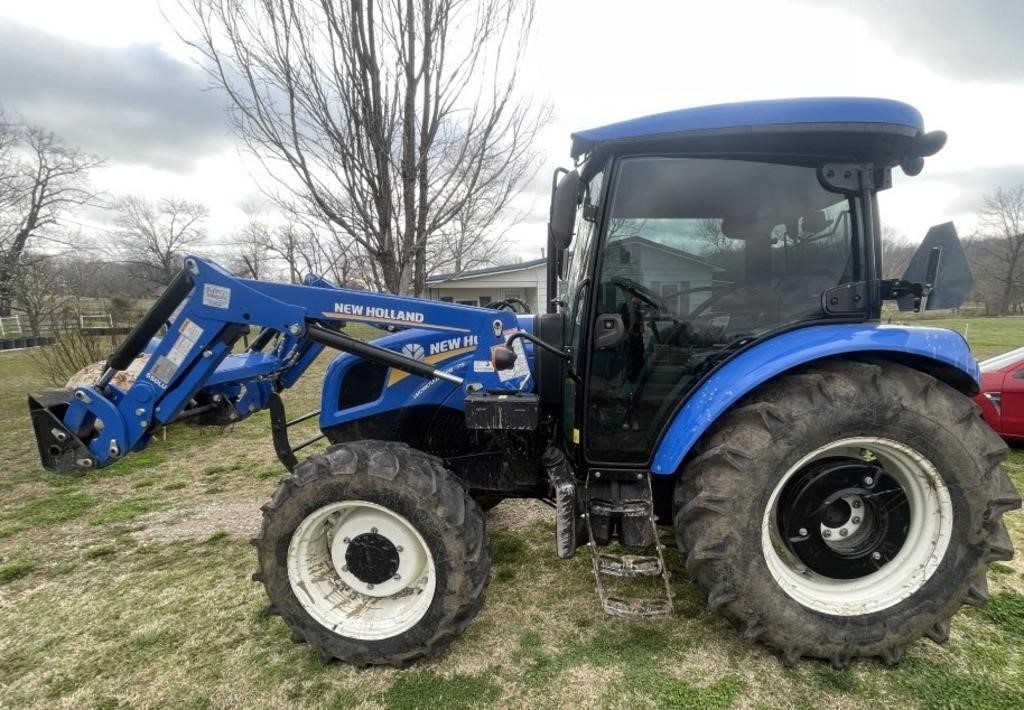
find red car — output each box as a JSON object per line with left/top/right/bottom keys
{"left": 974, "top": 346, "right": 1024, "bottom": 442}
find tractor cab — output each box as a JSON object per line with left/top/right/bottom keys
{"left": 545, "top": 97, "right": 966, "bottom": 466}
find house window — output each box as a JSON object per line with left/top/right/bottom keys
{"left": 479, "top": 295, "right": 492, "bottom": 306}
{"left": 441, "top": 297, "right": 453, "bottom": 303}
{"left": 662, "top": 281, "right": 690, "bottom": 315}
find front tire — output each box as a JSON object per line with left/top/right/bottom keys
{"left": 252, "top": 441, "right": 490, "bottom": 667}
{"left": 673, "top": 359, "right": 1021, "bottom": 666}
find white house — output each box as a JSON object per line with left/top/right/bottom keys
{"left": 603, "top": 236, "right": 722, "bottom": 315}
{"left": 426, "top": 258, "right": 548, "bottom": 312}
{"left": 425, "top": 238, "right": 720, "bottom": 315}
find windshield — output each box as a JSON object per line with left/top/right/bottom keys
{"left": 585, "top": 156, "right": 858, "bottom": 463}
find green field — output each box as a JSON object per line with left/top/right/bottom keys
{"left": 1, "top": 319, "right": 1024, "bottom": 708}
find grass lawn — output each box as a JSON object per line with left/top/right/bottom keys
{"left": 1, "top": 318, "right": 1024, "bottom": 708}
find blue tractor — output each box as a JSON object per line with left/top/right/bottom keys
{"left": 29, "top": 97, "right": 1020, "bottom": 667}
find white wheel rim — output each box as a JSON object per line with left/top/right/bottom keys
{"left": 287, "top": 501, "right": 436, "bottom": 640}
{"left": 761, "top": 437, "right": 953, "bottom": 616}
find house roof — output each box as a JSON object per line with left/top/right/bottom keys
{"left": 570, "top": 97, "right": 924, "bottom": 158}
{"left": 427, "top": 258, "right": 547, "bottom": 284}
{"left": 615, "top": 236, "right": 725, "bottom": 273}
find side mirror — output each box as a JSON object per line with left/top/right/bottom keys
{"left": 549, "top": 169, "right": 580, "bottom": 251}
{"left": 897, "top": 222, "right": 973, "bottom": 311}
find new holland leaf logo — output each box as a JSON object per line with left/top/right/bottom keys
{"left": 401, "top": 343, "right": 426, "bottom": 361}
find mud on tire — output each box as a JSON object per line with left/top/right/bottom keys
{"left": 673, "top": 359, "right": 1021, "bottom": 667}
{"left": 251, "top": 440, "right": 490, "bottom": 667}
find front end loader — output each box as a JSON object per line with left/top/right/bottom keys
{"left": 28, "top": 97, "right": 1021, "bottom": 668}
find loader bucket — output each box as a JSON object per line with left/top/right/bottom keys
{"left": 28, "top": 390, "right": 97, "bottom": 475}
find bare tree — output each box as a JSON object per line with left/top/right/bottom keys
{"left": 111, "top": 195, "right": 209, "bottom": 288}
{"left": 880, "top": 224, "right": 915, "bottom": 280}
{"left": 276, "top": 212, "right": 371, "bottom": 289}
{"left": 11, "top": 252, "right": 71, "bottom": 336}
{"left": 179, "top": 0, "right": 547, "bottom": 295}
{"left": 229, "top": 204, "right": 274, "bottom": 279}
{"left": 427, "top": 188, "right": 516, "bottom": 275}
{"left": 0, "top": 111, "right": 102, "bottom": 315}
{"left": 973, "top": 185, "right": 1024, "bottom": 315}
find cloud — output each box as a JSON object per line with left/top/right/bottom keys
{"left": 813, "top": 1, "right": 1024, "bottom": 82}
{"left": 0, "top": 20, "right": 229, "bottom": 171}
{"left": 932, "top": 165, "right": 1024, "bottom": 213}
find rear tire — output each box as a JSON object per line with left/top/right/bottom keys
{"left": 673, "top": 359, "right": 1020, "bottom": 666}
{"left": 252, "top": 440, "right": 490, "bottom": 667}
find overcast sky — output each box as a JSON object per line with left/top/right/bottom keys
{"left": 1, "top": 0, "right": 1023, "bottom": 262}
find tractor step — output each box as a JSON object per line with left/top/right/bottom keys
{"left": 585, "top": 471, "right": 673, "bottom": 620}
{"left": 589, "top": 499, "right": 651, "bottom": 517}
{"left": 595, "top": 553, "right": 662, "bottom": 577}
{"left": 602, "top": 596, "right": 673, "bottom": 619}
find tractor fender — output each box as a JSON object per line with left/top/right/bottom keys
{"left": 650, "top": 323, "right": 978, "bottom": 475}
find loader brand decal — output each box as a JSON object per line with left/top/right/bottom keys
{"left": 146, "top": 356, "right": 176, "bottom": 389}
{"left": 428, "top": 335, "right": 478, "bottom": 356}
{"left": 333, "top": 303, "right": 425, "bottom": 324}
{"left": 386, "top": 335, "right": 479, "bottom": 387}
{"left": 202, "top": 283, "right": 231, "bottom": 309}
{"left": 322, "top": 303, "right": 470, "bottom": 333}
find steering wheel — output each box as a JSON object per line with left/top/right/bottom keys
{"left": 608, "top": 276, "right": 675, "bottom": 343}
{"left": 486, "top": 297, "right": 531, "bottom": 314}
{"left": 610, "top": 276, "right": 664, "bottom": 310}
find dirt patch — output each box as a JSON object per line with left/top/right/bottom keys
{"left": 486, "top": 499, "right": 550, "bottom": 532}
{"left": 132, "top": 497, "right": 266, "bottom": 543}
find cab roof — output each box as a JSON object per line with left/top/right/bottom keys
{"left": 570, "top": 97, "right": 925, "bottom": 159}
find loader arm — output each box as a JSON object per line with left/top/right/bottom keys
{"left": 29, "top": 255, "right": 529, "bottom": 475}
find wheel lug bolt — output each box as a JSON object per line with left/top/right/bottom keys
{"left": 371, "top": 527, "right": 378, "bottom": 534}
{"left": 863, "top": 476, "right": 874, "bottom": 486}
{"left": 798, "top": 527, "right": 808, "bottom": 537}
{"left": 367, "top": 583, "right": 374, "bottom": 590}
{"left": 822, "top": 530, "right": 832, "bottom": 538}
{"left": 342, "top": 537, "right": 351, "bottom": 544}
{"left": 852, "top": 500, "right": 861, "bottom": 509}
{"left": 851, "top": 516, "right": 861, "bottom": 524}
{"left": 396, "top": 546, "right": 403, "bottom": 553}
{"left": 839, "top": 529, "right": 848, "bottom": 537}
{"left": 393, "top": 574, "right": 401, "bottom": 581}
{"left": 342, "top": 565, "right": 348, "bottom": 572}
{"left": 872, "top": 551, "right": 882, "bottom": 561}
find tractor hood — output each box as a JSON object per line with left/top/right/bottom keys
{"left": 570, "top": 97, "right": 935, "bottom": 169}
